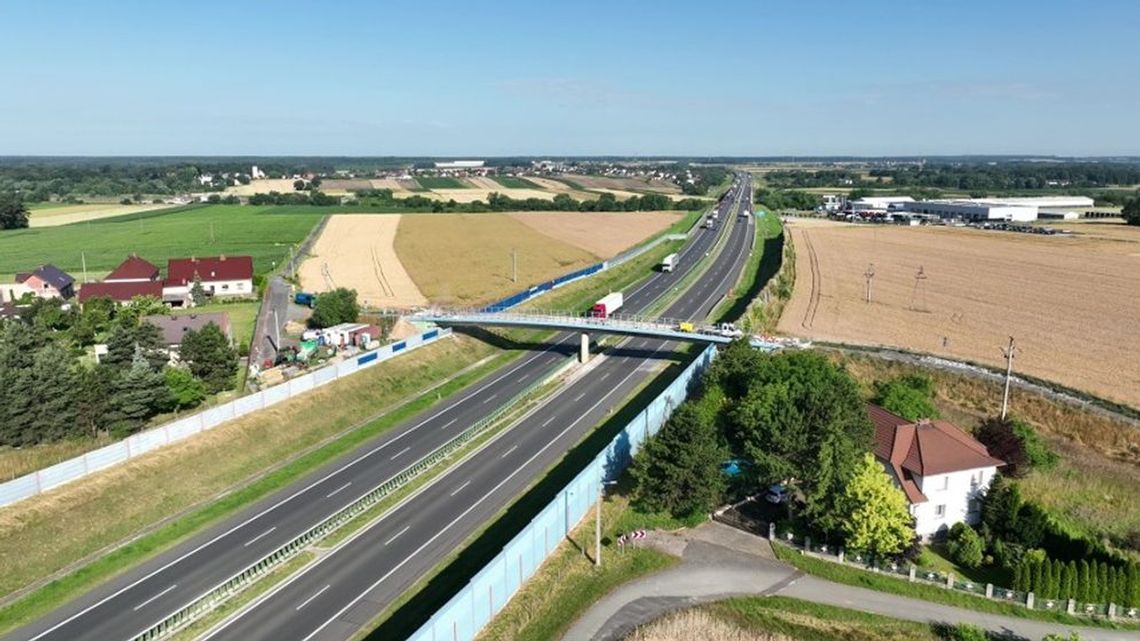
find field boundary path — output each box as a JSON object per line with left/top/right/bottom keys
{"left": 562, "top": 522, "right": 1130, "bottom": 641}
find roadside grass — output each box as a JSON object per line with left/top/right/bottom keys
{"left": 415, "top": 176, "right": 469, "bottom": 189}
{"left": 712, "top": 210, "right": 784, "bottom": 323}
{"left": 0, "top": 204, "right": 322, "bottom": 280}
{"left": 0, "top": 336, "right": 509, "bottom": 635}
{"left": 772, "top": 544, "right": 1139, "bottom": 630}
{"left": 702, "top": 596, "right": 945, "bottom": 641}
{"left": 917, "top": 544, "right": 1011, "bottom": 587}
{"left": 491, "top": 176, "right": 542, "bottom": 189}
{"left": 360, "top": 352, "right": 693, "bottom": 641}
{"left": 0, "top": 437, "right": 113, "bottom": 483}
{"left": 834, "top": 350, "right": 1140, "bottom": 552}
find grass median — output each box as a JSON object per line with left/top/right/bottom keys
{"left": 0, "top": 336, "right": 516, "bottom": 635}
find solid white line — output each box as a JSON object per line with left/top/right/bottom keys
{"left": 294, "top": 585, "right": 330, "bottom": 611}
{"left": 449, "top": 480, "right": 471, "bottom": 496}
{"left": 500, "top": 445, "right": 518, "bottom": 458}
{"left": 297, "top": 357, "right": 651, "bottom": 641}
{"left": 390, "top": 446, "right": 411, "bottom": 460}
{"left": 384, "top": 526, "right": 411, "bottom": 546}
{"left": 243, "top": 527, "right": 277, "bottom": 548}
{"left": 440, "top": 417, "right": 458, "bottom": 430}
{"left": 481, "top": 393, "right": 499, "bottom": 404}
{"left": 133, "top": 585, "right": 178, "bottom": 612}
{"left": 45, "top": 337, "right": 580, "bottom": 641}
{"left": 325, "top": 482, "right": 352, "bottom": 499}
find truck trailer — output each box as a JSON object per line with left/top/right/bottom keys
{"left": 591, "top": 292, "right": 623, "bottom": 318}
{"left": 659, "top": 253, "right": 678, "bottom": 273}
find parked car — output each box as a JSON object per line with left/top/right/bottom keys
{"left": 764, "top": 483, "right": 788, "bottom": 504}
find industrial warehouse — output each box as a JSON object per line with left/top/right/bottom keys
{"left": 844, "top": 194, "right": 1097, "bottom": 222}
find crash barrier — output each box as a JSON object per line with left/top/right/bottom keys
{"left": 0, "top": 329, "right": 451, "bottom": 508}
{"left": 407, "top": 344, "right": 717, "bottom": 641}
{"left": 127, "top": 351, "right": 573, "bottom": 641}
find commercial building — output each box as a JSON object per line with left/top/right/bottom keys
{"left": 904, "top": 200, "right": 1039, "bottom": 222}
{"left": 849, "top": 196, "right": 914, "bottom": 212}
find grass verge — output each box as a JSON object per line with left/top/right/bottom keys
{"left": 697, "top": 595, "right": 946, "bottom": 641}
{"left": 0, "top": 337, "right": 514, "bottom": 635}
{"left": 772, "top": 543, "right": 1140, "bottom": 630}
{"left": 711, "top": 210, "right": 784, "bottom": 323}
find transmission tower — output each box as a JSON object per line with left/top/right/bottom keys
{"left": 863, "top": 263, "right": 876, "bottom": 304}
{"left": 909, "top": 265, "right": 928, "bottom": 312}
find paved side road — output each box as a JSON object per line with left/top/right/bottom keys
{"left": 562, "top": 524, "right": 1137, "bottom": 641}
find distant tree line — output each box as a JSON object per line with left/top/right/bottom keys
{"left": 680, "top": 165, "right": 731, "bottom": 195}
{"left": 248, "top": 191, "right": 342, "bottom": 206}
{"left": 0, "top": 297, "right": 238, "bottom": 446}
{"left": 754, "top": 188, "right": 822, "bottom": 211}
{"left": 349, "top": 189, "right": 708, "bottom": 213}
{"left": 766, "top": 162, "right": 1140, "bottom": 192}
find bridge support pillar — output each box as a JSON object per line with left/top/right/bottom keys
{"left": 579, "top": 332, "right": 590, "bottom": 363}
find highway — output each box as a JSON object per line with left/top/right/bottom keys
{"left": 203, "top": 177, "right": 756, "bottom": 641}
{"left": 4, "top": 179, "right": 750, "bottom": 641}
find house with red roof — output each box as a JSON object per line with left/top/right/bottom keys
{"left": 79, "top": 255, "right": 164, "bottom": 304}
{"left": 105, "top": 254, "right": 161, "bottom": 283}
{"left": 164, "top": 255, "right": 254, "bottom": 302}
{"left": 867, "top": 404, "right": 1004, "bottom": 538}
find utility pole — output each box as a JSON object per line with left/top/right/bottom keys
{"left": 81, "top": 252, "right": 88, "bottom": 284}
{"left": 863, "top": 263, "right": 875, "bottom": 304}
{"left": 273, "top": 309, "right": 281, "bottom": 351}
{"left": 512, "top": 249, "right": 518, "bottom": 284}
{"left": 209, "top": 222, "right": 215, "bottom": 244}
{"left": 1000, "top": 336, "right": 1017, "bottom": 420}
{"left": 595, "top": 488, "right": 602, "bottom": 567}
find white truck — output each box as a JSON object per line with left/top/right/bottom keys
{"left": 703, "top": 217, "right": 714, "bottom": 229}
{"left": 659, "top": 252, "right": 678, "bottom": 273}
{"left": 591, "top": 292, "right": 623, "bottom": 318}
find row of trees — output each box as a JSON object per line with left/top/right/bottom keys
{"left": 350, "top": 188, "right": 709, "bottom": 213}
{"left": 765, "top": 163, "right": 1140, "bottom": 192}
{"left": 753, "top": 188, "right": 822, "bottom": 211}
{"left": 1123, "top": 197, "right": 1140, "bottom": 225}
{"left": 1013, "top": 556, "right": 1140, "bottom": 607}
{"left": 0, "top": 297, "right": 238, "bottom": 446}
{"left": 630, "top": 343, "right": 915, "bottom": 556}
{"left": 247, "top": 190, "right": 342, "bottom": 206}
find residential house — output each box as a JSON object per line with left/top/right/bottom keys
{"left": 2, "top": 264, "right": 75, "bottom": 302}
{"left": 164, "top": 255, "right": 254, "bottom": 301}
{"left": 78, "top": 255, "right": 164, "bottom": 305}
{"left": 105, "top": 255, "right": 161, "bottom": 283}
{"left": 868, "top": 404, "right": 1004, "bottom": 538}
{"left": 144, "top": 312, "right": 233, "bottom": 358}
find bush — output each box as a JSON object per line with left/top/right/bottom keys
{"left": 874, "top": 374, "right": 940, "bottom": 421}
{"left": 947, "top": 523, "right": 985, "bottom": 569}
{"left": 975, "top": 416, "right": 1055, "bottom": 477}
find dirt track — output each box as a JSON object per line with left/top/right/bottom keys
{"left": 297, "top": 214, "right": 427, "bottom": 308}
{"left": 778, "top": 219, "right": 1140, "bottom": 408}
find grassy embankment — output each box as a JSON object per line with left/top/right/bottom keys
{"left": 0, "top": 336, "right": 507, "bottom": 635}
{"left": 772, "top": 545, "right": 1139, "bottom": 630}
{"left": 0, "top": 204, "right": 322, "bottom": 280}
{"left": 835, "top": 351, "right": 1140, "bottom": 560}
{"left": 712, "top": 209, "right": 785, "bottom": 323}
{"left": 632, "top": 597, "right": 947, "bottom": 641}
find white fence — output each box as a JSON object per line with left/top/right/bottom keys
{"left": 0, "top": 328, "right": 452, "bottom": 509}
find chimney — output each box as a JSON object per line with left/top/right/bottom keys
{"left": 220, "top": 254, "right": 226, "bottom": 261}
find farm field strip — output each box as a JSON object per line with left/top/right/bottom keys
{"left": 506, "top": 211, "right": 681, "bottom": 258}
{"left": 778, "top": 218, "right": 1140, "bottom": 408}
{"left": 26, "top": 203, "right": 179, "bottom": 227}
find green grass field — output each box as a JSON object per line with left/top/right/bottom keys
{"left": 414, "top": 176, "right": 468, "bottom": 189}
{"left": 0, "top": 205, "right": 323, "bottom": 280}
{"left": 490, "top": 176, "right": 541, "bottom": 189}
{"left": 170, "top": 301, "right": 260, "bottom": 349}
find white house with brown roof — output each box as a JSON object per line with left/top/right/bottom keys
{"left": 868, "top": 404, "right": 1004, "bottom": 538}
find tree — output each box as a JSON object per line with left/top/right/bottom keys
{"left": 873, "top": 374, "right": 940, "bottom": 421}
{"left": 0, "top": 192, "right": 30, "bottom": 229}
{"left": 947, "top": 523, "right": 985, "bottom": 569}
{"left": 836, "top": 453, "right": 914, "bottom": 557}
{"left": 1078, "top": 559, "right": 1092, "bottom": 602}
{"left": 975, "top": 416, "right": 1054, "bottom": 477}
{"left": 293, "top": 179, "right": 306, "bottom": 191}
{"left": 1122, "top": 197, "right": 1140, "bottom": 226}
{"left": 309, "top": 287, "right": 359, "bottom": 329}
{"left": 107, "top": 349, "right": 171, "bottom": 433}
{"left": 164, "top": 366, "right": 207, "bottom": 409}
{"left": 179, "top": 322, "right": 237, "bottom": 393}
{"left": 190, "top": 275, "right": 208, "bottom": 307}
{"left": 104, "top": 322, "right": 166, "bottom": 371}
{"left": 630, "top": 403, "right": 728, "bottom": 518}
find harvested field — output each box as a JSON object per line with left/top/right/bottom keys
{"left": 26, "top": 203, "right": 177, "bottom": 227}
{"left": 567, "top": 175, "right": 682, "bottom": 194}
{"left": 319, "top": 178, "right": 373, "bottom": 192}
{"left": 298, "top": 214, "right": 427, "bottom": 308}
{"left": 394, "top": 213, "right": 598, "bottom": 305}
{"left": 521, "top": 176, "right": 600, "bottom": 201}
{"left": 224, "top": 179, "right": 298, "bottom": 196}
{"left": 421, "top": 188, "right": 562, "bottom": 203}
{"left": 779, "top": 218, "right": 1140, "bottom": 408}
{"left": 368, "top": 178, "right": 416, "bottom": 193}
{"left": 507, "top": 211, "right": 681, "bottom": 258}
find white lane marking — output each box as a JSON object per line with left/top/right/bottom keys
{"left": 243, "top": 527, "right": 278, "bottom": 548}
{"left": 384, "top": 526, "right": 411, "bottom": 546}
{"left": 133, "top": 584, "right": 178, "bottom": 612}
{"left": 325, "top": 482, "right": 352, "bottom": 499}
{"left": 450, "top": 480, "right": 472, "bottom": 496}
{"left": 573, "top": 392, "right": 586, "bottom": 402}
{"left": 517, "top": 374, "right": 528, "bottom": 383}
{"left": 600, "top": 372, "right": 611, "bottom": 381}
{"left": 295, "top": 585, "right": 330, "bottom": 611}
{"left": 541, "top": 415, "right": 556, "bottom": 427}
{"left": 501, "top": 445, "right": 518, "bottom": 458}
{"left": 59, "top": 334, "right": 579, "bottom": 641}
{"left": 296, "top": 357, "right": 651, "bottom": 641}
{"left": 440, "top": 417, "right": 458, "bottom": 430}
{"left": 390, "top": 446, "right": 411, "bottom": 460}
{"left": 481, "top": 393, "right": 499, "bottom": 404}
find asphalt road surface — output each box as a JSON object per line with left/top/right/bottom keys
{"left": 6, "top": 180, "right": 750, "bottom": 641}
{"left": 203, "top": 178, "right": 756, "bottom": 641}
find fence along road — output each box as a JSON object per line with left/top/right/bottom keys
{"left": 4, "top": 185, "right": 745, "bottom": 641}
{"left": 202, "top": 178, "right": 755, "bottom": 641}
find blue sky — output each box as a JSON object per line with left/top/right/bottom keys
{"left": 0, "top": 0, "right": 1137, "bottom": 156}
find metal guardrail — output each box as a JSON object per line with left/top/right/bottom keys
{"left": 129, "top": 356, "right": 575, "bottom": 641}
